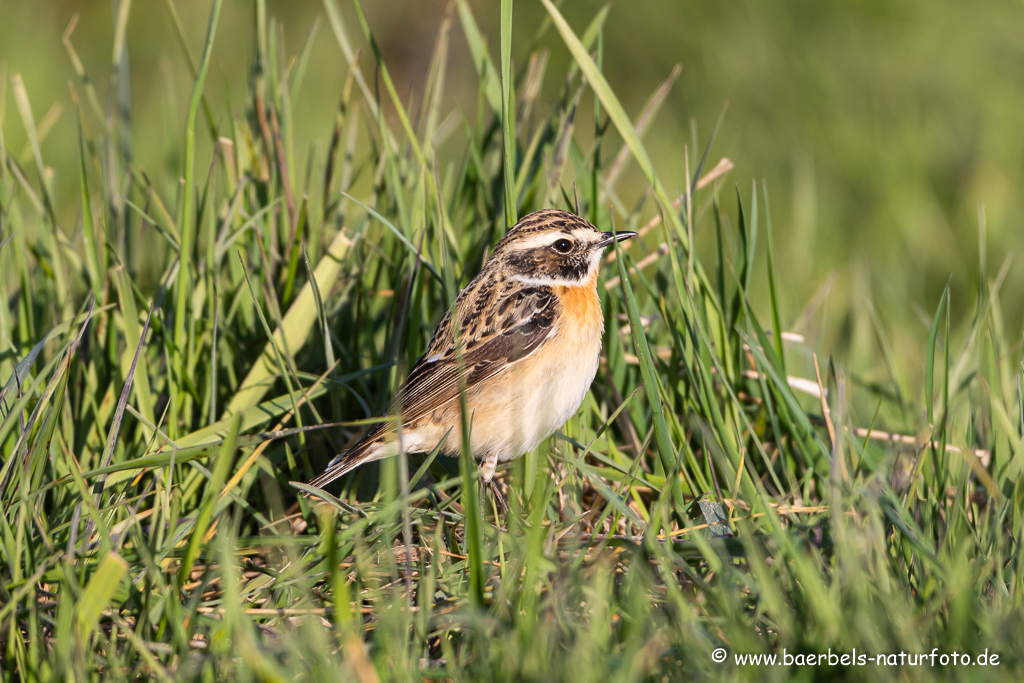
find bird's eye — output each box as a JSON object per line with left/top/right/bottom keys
{"left": 552, "top": 238, "right": 573, "bottom": 253}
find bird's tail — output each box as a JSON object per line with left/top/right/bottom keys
{"left": 308, "top": 435, "right": 386, "bottom": 490}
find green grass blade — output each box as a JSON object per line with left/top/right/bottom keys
{"left": 172, "top": 0, "right": 222, "bottom": 436}
{"left": 500, "top": 0, "right": 517, "bottom": 229}
{"left": 11, "top": 73, "right": 56, "bottom": 224}
{"left": 341, "top": 191, "right": 441, "bottom": 282}
{"left": 925, "top": 282, "right": 950, "bottom": 425}
{"left": 540, "top": 0, "right": 687, "bottom": 249}
{"left": 178, "top": 412, "right": 241, "bottom": 584}
{"left": 226, "top": 228, "right": 352, "bottom": 414}
{"left": 75, "top": 551, "right": 128, "bottom": 640}
{"left": 613, "top": 233, "right": 681, "bottom": 517}
{"left": 454, "top": 0, "right": 502, "bottom": 112}
{"left": 93, "top": 303, "right": 152, "bottom": 501}
{"left": 761, "top": 180, "right": 786, "bottom": 373}
{"left": 76, "top": 121, "right": 105, "bottom": 300}
{"left": 350, "top": 0, "right": 426, "bottom": 170}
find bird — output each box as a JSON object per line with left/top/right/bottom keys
{"left": 308, "top": 208, "right": 636, "bottom": 509}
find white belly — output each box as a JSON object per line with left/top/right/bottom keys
{"left": 466, "top": 318, "right": 603, "bottom": 462}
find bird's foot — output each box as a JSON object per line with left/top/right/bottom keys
{"left": 478, "top": 452, "right": 508, "bottom": 515}
{"left": 487, "top": 479, "right": 508, "bottom": 515}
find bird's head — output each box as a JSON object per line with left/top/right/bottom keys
{"left": 490, "top": 209, "right": 637, "bottom": 286}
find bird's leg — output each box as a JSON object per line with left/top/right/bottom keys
{"left": 478, "top": 452, "right": 508, "bottom": 514}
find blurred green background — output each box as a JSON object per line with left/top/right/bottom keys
{"left": 2, "top": 0, "right": 1021, "bottom": 382}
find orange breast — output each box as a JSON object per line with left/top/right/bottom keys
{"left": 557, "top": 272, "right": 602, "bottom": 335}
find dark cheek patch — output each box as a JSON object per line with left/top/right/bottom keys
{"left": 501, "top": 241, "right": 594, "bottom": 283}
{"left": 532, "top": 251, "right": 588, "bottom": 281}
{"left": 558, "top": 255, "right": 589, "bottom": 281}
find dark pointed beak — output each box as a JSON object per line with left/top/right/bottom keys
{"left": 596, "top": 230, "right": 638, "bottom": 248}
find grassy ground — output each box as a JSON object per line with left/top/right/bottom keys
{"left": 2, "top": 1, "right": 1023, "bottom": 681}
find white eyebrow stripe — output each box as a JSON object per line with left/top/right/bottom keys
{"left": 571, "top": 227, "right": 598, "bottom": 242}
{"left": 508, "top": 227, "right": 601, "bottom": 251}
{"left": 507, "top": 233, "right": 567, "bottom": 250}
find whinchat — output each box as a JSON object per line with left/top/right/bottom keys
{"left": 309, "top": 209, "right": 636, "bottom": 505}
